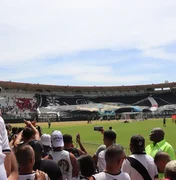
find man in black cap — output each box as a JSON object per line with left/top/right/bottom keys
{"left": 122, "top": 135, "right": 158, "bottom": 180}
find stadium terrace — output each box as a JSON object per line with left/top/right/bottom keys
{"left": 0, "top": 81, "right": 176, "bottom": 123}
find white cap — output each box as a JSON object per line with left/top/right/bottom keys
{"left": 51, "top": 130, "right": 64, "bottom": 148}
{"left": 40, "top": 134, "right": 51, "bottom": 147}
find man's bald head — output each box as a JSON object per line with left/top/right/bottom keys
{"left": 16, "top": 145, "right": 35, "bottom": 166}
{"left": 105, "top": 144, "right": 125, "bottom": 169}
{"left": 154, "top": 152, "right": 170, "bottom": 163}
{"left": 154, "top": 152, "right": 171, "bottom": 173}
{"left": 152, "top": 128, "right": 165, "bottom": 134}
{"left": 150, "top": 128, "right": 165, "bottom": 143}
{"left": 165, "top": 160, "right": 176, "bottom": 180}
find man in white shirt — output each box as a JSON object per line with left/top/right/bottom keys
{"left": 16, "top": 145, "right": 49, "bottom": 180}
{"left": 47, "top": 130, "right": 78, "bottom": 180}
{"left": 0, "top": 116, "right": 18, "bottom": 180}
{"left": 90, "top": 144, "right": 130, "bottom": 180}
{"left": 122, "top": 135, "right": 158, "bottom": 180}
{"left": 97, "top": 130, "right": 116, "bottom": 172}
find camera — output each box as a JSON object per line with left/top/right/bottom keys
{"left": 94, "top": 126, "right": 103, "bottom": 131}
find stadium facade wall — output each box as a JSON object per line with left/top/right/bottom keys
{"left": 0, "top": 81, "right": 176, "bottom": 123}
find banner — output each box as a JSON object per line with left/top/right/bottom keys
{"left": 172, "top": 115, "right": 176, "bottom": 119}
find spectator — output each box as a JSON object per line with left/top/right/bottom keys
{"left": 17, "top": 127, "right": 24, "bottom": 134}
{"left": 40, "top": 134, "right": 51, "bottom": 158}
{"left": 0, "top": 116, "right": 18, "bottom": 180}
{"left": 4, "top": 151, "right": 18, "bottom": 180}
{"left": 94, "top": 145, "right": 106, "bottom": 158}
{"left": 90, "top": 144, "right": 130, "bottom": 180}
{"left": 47, "top": 130, "right": 79, "bottom": 180}
{"left": 97, "top": 130, "right": 116, "bottom": 172}
{"left": 163, "top": 116, "right": 166, "bottom": 127}
{"left": 14, "top": 127, "right": 33, "bottom": 149}
{"left": 77, "top": 155, "right": 96, "bottom": 179}
{"left": 109, "top": 126, "right": 115, "bottom": 133}
{"left": 154, "top": 152, "right": 171, "bottom": 178}
{"left": 63, "top": 134, "right": 86, "bottom": 158}
{"left": 28, "top": 140, "right": 44, "bottom": 165}
{"left": 16, "top": 145, "right": 49, "bottom": 180}
{"left": 109, "top": 127, "right": 116, "bottom": 143}
{"left": 92, "top": 128, "right": 106, "bottom": 168}
{"left": 48, "top": 119, "right": 51, "bottom": 129}
{"left": 164, "top": 160, "right": 176, "bottom": 180}
{"left": 92, "top": 144, "right": 106, "bottom": 168}
{"left": 11, "top": 127, "right": 19, "bottom": 138}
{"left": 14, "top": 120, "right": 40, "bottom": 149}
{"left": 29, "top": 140, "right": 62, "bottom": 180}
{"left": 36, "top": 125, "right": 42, "bottom": 137}
{"left": 122, "top": 135, "right": 158, "bottom": 180}
{"left": 145, "top": 128, "right": 175, "bottom": 160}
{"left": 5, "top": 124, "right": 12, "bottom": 142}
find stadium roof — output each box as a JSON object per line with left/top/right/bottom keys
{"left": 0, "top": 80, "right": 176, "bottom": 92}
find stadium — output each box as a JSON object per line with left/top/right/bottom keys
{"left": 1, "top": 80, "right": 176, "bottom": 154}
{"left": 0, "top": 80, "right": 176, "bottom": 123}
{"left": 2, "top": 1, "right": 176, "bottom": 179}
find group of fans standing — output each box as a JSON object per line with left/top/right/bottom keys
{"left": 0, "top": 115, "right": 176, "bottom": 180}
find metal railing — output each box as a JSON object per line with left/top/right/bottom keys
{"left": 81, "top": 142, "right": 176, "bottom": 156}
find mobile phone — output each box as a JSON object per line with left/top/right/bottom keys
{"left": 94, "top": 126, "right": 103, "bottom": 131}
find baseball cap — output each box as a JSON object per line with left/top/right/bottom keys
{"left": 41, "top": 134, "right": 51, "bottom": 147}
{"left": 130, "top": 135, "right": 145, "bottom": 148}
{"left": 51, "top": 130, "right": 64, "bottom": 148}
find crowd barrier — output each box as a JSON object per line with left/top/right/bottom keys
{"left": 80, "top": 142, "right": 132, "bottom": 156}
{"left": 80, "top": 142, "right": 176, "bottom": 156}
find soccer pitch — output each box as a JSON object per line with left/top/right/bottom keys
{"left": 13, "top": 119, "right": 176, "bottom": 155}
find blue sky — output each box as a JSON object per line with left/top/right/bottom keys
{"left": 0, "top": 0, "right": 176, "bottom": 86}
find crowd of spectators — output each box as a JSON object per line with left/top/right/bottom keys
{"left": 0, "top": 115, "right": 176, "bottom": 180}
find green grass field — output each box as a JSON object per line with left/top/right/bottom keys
{"left": 12, "top": 119, "right": 176, "bottom": 155}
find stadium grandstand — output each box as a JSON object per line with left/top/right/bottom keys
{"left": 0, "top": 81, "right": 176, "bottom": 123}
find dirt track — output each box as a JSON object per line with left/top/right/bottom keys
{"left": 11, "top": 119, "right": 161, "bottom": 127}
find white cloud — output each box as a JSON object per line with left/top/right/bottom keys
{"left": 1, "top": 0, "right": 176, "bottom": 86}
{"left": 0, "top": 61, "right": 112, "bottom": 80}
{"left": 1, "top": 0, "right": 176, "bottom": 63}
{"left": 0, "top": 58, "right": 164, "bottom": 86}
{"left": 143, "top": 47, "right": 176, "bottom": 61}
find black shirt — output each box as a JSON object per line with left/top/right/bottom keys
{"left": 34, "top": 159, "right": 62, "bottom": 180}
{"left": 64, "top": 148, "right": 80, "bottom": 158}
{"left": 42, "top": 146, "right": 51, "bottom": 158}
